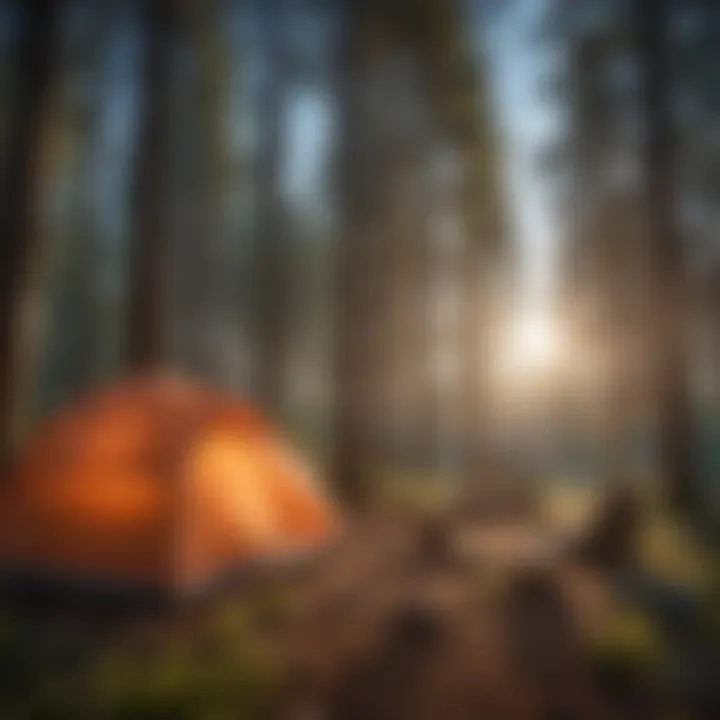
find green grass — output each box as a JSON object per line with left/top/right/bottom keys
{"left": 585, "top": 602, "right": 668, "bottom": 690}
{"left": 538, "top": 480, "right": 598, "bottom": 533}
{"left": 373, "top": 465, "right": 461, "bottom": 512}
{"left": 87, "top": 638, "right": 279, "bottom": 720}
{"left": 637, "top": 511, "right": 715, "bottom": 590}
{"left": 0, "top": 593, "right": 286, "bottom": 720}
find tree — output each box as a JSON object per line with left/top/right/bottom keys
{"left": 0, "top": 0, "right": 62, "bottom": 459}
{"left": 542, "top": 0, "right": 698, "bottom": 510}
{"left": 634, "top": 0, "right": 696, "bottom": 514}
{"left": 333, "top": 0, "right": 382, "bottom": 505}
{"left": 545, "top": 10, "right": 649, "bottom": 479}
{"left": 405, "top": 0, "right": 509, "bottom": 484}
{"left": 331, "top": 0, "right": 508, "bottom": 503}
{"left": 126, "top": 0, "right": 177, "bottom": 370}
{"left": 171, "top": 0, "right": 230, "bottom": 380}
{"left": 37, "top": 1, "right": 114, "bottom": 419}
{"left": 334, "top": 0, "right": 422, "bottom": 503}
{"left": 252, "top": 0, "right": 292, "bottom": 415}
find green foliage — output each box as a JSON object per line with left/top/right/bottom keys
{"left": 374, "top": 465, "right": 459, "bottom": 512}
{"left": 0, "top": 596, "right": 284, "bottom": 720}
{"left": 637, "top": 508, "right": 715, "bottom": 590}
{"left": 586, "top": 604, "right": 667, "bottom": 687}
{"left": 88, "top": 639, "right": 279, "bottom": 720}
{"left": 701, "top": 556, "right": 720, "bottom": 637}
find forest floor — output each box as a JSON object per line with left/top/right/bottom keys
{"left": 270, "top": 512, "right": 616, "bottom": 719}
{"left": 267, "top": 510, "right": 681, "bottom": 719}
{"left": 1, "top": 505, "right": 718, "bottom": 719}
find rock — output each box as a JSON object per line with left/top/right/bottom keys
{"left": 383, "top": 602, "right": 445, "bottom": 659}
{"left": 576, "top": 487, "right": 642, "bottom": 571}
{"left": 416, "top": 515, "right": 455, "bottom": 569}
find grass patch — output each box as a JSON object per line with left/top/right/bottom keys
{"left": 88, "top": 637, "right": 280, "bottom": 720}
{"left": 586, "top": 602, "right": 667, "bottom": 689}
{"left": 0, "top": 594, "right": 286, "bottom": 720}
{"left": 374, "top": 466, "right": 459, "bottom": 512}
{"left": 538, "top": 481, "right": 598, "bottom": 534}
{"left": 637, "top": 510, "right": 715, "bottom": 590}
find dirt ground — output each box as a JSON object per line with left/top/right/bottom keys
{"left": 3, "top": 510, "right": 708, "bottom": 719}
{"left": 260, "top": 513, "right": 630, "bottom": 720}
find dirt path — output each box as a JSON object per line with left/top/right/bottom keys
{"left": 267, "top": 513, "right": 618, "bottom": 720}
{"left": 2, "top": 511, "right": 711, "bottom": 718}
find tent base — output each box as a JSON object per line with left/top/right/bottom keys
{"left": 0, "top": 543, "right": 332, "bottom": 614}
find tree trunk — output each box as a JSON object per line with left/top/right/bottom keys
{"left": 127, "top": 0, "right": 176, "bottom": 371}
{"left": 38, "top": 3, "right": 115, "bottom": 418}
{"left": 253, "top": 0, "right": 291, "bottom": 415}
{"left": 333, "top": 0, "right": 380, "bottom": 506}
{"left": 635, "top": 0, "right": 696, "bottom": 514}
{"left": 0, "top": 0, "right": 61, "bottom": 461}
{"left": 172, "top": 0, "right": 228, "bottom": 380}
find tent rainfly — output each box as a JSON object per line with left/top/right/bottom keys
{"left": 0, "top": 375, "right": 337, "bottom": 599}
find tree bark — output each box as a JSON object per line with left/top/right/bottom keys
{"left": 634, "top": 0, "right": 696, "bottom": 514}
{"left": 0, "top": 0, "right": 61, "bottom": 460}
{"left": 172, "top": 0, "right": 228, "bottom": 380}
{"left": 253, "top": 0, "right": 291, "bottom": 415}
{"left": 127, "top": 0, "right": 176, "bottom": 371}
{"left": 333, "top": 0, "right": 381, "bottom": 506}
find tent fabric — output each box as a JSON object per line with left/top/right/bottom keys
{"left": 0, "top": 375, "right": 337, "bottom": 596}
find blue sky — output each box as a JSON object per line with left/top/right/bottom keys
{"left": 487, "top": 0, "right": 561, "bottom": 305}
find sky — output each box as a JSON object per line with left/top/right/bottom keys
{"left": 485, "top": 0, "right": 561, "bottom": 307}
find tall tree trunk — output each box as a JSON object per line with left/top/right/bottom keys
{"left": 333, "top": 0, "right": 380, "bottom": 506}
{"left": 253, "top": 0, "right": 290, "bottom": 415}
{"left": 127, "top": 0, "right": 176, "bottom": 371}
{"left": 38, "top": 3, "right": 114, "bottom": 418}
{"left": 635, "top": 0, "right": 695, "bottom": 513}
{"left": 172, "top": 0, "right": 228, "bottom": 380}
{"left": 412, "top": 0, "right": 507, "bottom": 492}
{"left": 0, "top": 0, "right": 61, "bottom": 461}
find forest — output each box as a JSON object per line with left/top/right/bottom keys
{"left": 0, "top": 0, "right": 719, "bottom": 718}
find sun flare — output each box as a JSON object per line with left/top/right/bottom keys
{"left": 517, "top": 314, "right": 557, "bottom": 360}
{"left": 503, "top": 309, "right": 563, "bottom": 377}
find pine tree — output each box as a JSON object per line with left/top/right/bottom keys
{"left": 126, "top": 0, "right": 177, "bottom": 370}
{"left": 0, "top": 0, "right": 62, "bottom": 459}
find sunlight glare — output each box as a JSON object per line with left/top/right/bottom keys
{"left": 504, "top": 309, "right": 562, "bottom": 377}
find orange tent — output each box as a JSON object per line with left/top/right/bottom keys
{"left": 0, "top": 375, "right": 337, "bottom": 598}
